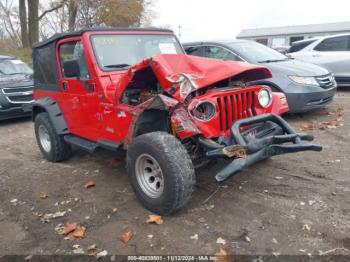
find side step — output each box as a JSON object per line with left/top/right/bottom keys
{"left": 64, "top": 135, "right": 97, "bottom": 153}
{"left": 64, "top": 135, "right": 121, "bottom": 153}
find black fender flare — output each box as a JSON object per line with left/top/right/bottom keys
{"left": 32, "top": 97, "right": 69, "bottom": 135}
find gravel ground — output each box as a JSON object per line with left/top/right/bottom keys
{"left": 0, "top": 90, "right": 349, "bottom": 259}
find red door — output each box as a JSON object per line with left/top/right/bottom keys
{"left": 57, "top": 38, "right": 101, "bottom": 141}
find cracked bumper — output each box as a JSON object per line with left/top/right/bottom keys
{"left": 206, "top": 114, "right": 322, "bottom": 181}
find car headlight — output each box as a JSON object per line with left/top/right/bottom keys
{"left": 191, "top": 101, "right": 216, "bottom": 121}
{"left": 289, "top": 76, "right": 319, "bottom": 86}
{"left": 258, "top": 88, "right": 273, "bottom": 108}
{"left": 166, "top": 73, "right": 203, "bottom": 99}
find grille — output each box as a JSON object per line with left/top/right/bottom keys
{"left": 1, "top": 85, "right": 34, "bottom": 104}
{"left": 316, "top": 75, "right": 335, "bottom": 89}
{"left": 217, "top": 90, "right": 256, "bottom": 131}
{"left": 3, "top": 86, "right": 33, "bottom": 94}
{"left": 7, "top": 94, "right": 33, "bottom": 103}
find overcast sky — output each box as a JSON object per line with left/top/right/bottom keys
{"left": 153, "top": 0, "right": 350, "bottom": 42}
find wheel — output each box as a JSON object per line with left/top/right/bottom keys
{"left": 34, "top": 112, "right": 71, "bottom": 162}
{"left": 127, "top": 132, "right": 195, "bottom": 215}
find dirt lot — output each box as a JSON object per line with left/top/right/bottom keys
{"left": 0, "top": 90, "right": 349, "bottom": 259}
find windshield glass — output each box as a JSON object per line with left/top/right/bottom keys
{"left": 91, "top": 34, "right": 184, "bottom": 70}
{"left": 228, "top": 41, "right": 288, "bottom": 63}
{"left": 0, "top": 59, "right": 33, "bottom": 75}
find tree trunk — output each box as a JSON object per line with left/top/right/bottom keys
{"left": 28, "top": 0, "right": 39, "bottom": 45}
{"left": 19, "top": 0, "right": 29, "bottom": 48}
{"left": 68, "top": 0, "right": 78, "bottom": 31}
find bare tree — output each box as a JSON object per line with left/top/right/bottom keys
{"left": 0, "top": 0, "right": 21, "bottom": 47}
{"left": 19, "top": 0, "right": 28, "bottom": 47}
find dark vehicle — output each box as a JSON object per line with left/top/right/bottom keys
{"left": 31, "top": 28, "right": 321, "bottom": 215}
{"left": 183, "top": 40, "right": 337, "bottom": 113}
{"left": 0, "top": 55, "right": 33, "bottom": 120}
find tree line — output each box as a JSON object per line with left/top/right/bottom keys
{"left": 0, "top": 0, "right": 154, "bottom": 48}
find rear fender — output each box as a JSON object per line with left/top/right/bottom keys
{"left": 32, "top": 97, "right": 69, "bottom": 135}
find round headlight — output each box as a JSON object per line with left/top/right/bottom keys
{"left": 258, "top": 88, "right": 273, "bottom": 108}
{"left": 191, "top": 101, "right": 216, "bottom": 121}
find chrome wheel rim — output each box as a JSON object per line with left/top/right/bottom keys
{"left": 135, "top": 153, "right": 164, "bottom": 198}
{"left": 38, "top": 125, "right": 51, "bottom": 153}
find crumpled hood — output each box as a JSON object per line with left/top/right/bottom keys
{"left": 122, "top": 54, "right": 272, "bottom": 102}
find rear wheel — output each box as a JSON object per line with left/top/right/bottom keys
{"left": 127, "top": 132, "right": 195, "bottom": 215}
{"left": 34, "top": 112, "right": 71, "bottom": 162}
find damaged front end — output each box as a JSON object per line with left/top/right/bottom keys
{"left": 121, "top": 54, "right": 322, "bottom": 181}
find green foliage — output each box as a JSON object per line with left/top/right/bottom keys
{"left": 0, "top": 47, "right": 32, "bottom": 67}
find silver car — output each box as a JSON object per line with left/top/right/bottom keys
{"left": 288, "top": 34, "right": 350, "bottom": 87}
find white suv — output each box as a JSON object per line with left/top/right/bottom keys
{"left": 288, "top": 34, "right": 350, "bottom": 87}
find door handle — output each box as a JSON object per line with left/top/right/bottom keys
{"left": 312, "top": 54, "right": 320, "bottom": 58}
{"left": 84, "top": 81, "right": 95, "bottom": 91}
{"left": 62, "top": 82, "right": 68, "bottom": 91}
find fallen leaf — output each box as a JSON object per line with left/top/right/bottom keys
{"left": 112, "top": 208, "right": 118, "bottom": 213}
{"left": 216, "top": 237, "right": 226, "bottom": 245}
{"left": 146, "top": 214, "right": 163, "bottom": 225}
{"left": 245, "top": 236, "right": 251, "bottom": 243}
{"left": 84, "top": 180, "right": 96, "bottom": 189}
{"left": 95, "top": 250, "right": 108, "bottom": 259}
{"left": 63, "top": 223, "right": 78, "bottom": 235}
{"left": 299, "top": 123, "right": 316, "bottom": 131}
{"left": 109, "top": 158, "right": 119, "bottom": 167}
{"left": 87, "top": 244, "right": 97, "bottom": 251}
{"left": 41, "top": 211, "right": 66, "bottom": 222}
{"left": 39, "top": 192, "right": 48, "bottom": 199}
{"left": 72, "top": 244, "right": 84, "bottom": 254}
{"left": 308, "top": 200, "right": 316, "bottom": 206}
{"left": 215, "top": 248, "right": 231, "bottom": 262}
{"left": 190, "top": 234, "right": 198, "bottom": 240}
{"left": 272, "top": 238, "right": 278, "bottom": 244}
{"left": 120, "top": 231, "right": 133, "bottom": 244}
{"left": 303, "top": 224, "right": 311, "bottom": 231}
{"left": 72, "top": 226, "right": 86, "bottom": 239}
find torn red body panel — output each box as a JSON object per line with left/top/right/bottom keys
{"left": 117, "top": 54, "right": 287, "bottom": 141}
{"left": 118, "top": 54, "right": 272, "bottom": 102}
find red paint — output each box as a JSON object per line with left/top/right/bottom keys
{"left": 34, "top": 30, "right": 289, "bottom": 146}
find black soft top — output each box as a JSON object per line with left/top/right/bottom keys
{"left": 33, "top": 27, "right": 174, "bottom": 49}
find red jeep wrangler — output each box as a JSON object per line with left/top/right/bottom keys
{"left": 31, "top": 28, "right": 322, "bottom": 215}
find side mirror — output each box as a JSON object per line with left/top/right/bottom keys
{"left": 63, "top": 60, "right": 80, "bottom": 78}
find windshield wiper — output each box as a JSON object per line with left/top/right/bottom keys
{"left": 258, "top": 58, "right": 289, "bottom": 63}
{"left": 104, "top": 63, "right": 131, "bottom": 69}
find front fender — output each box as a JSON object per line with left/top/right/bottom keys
{"left": 32, "top": 97, "right": 69, "bottom": 135}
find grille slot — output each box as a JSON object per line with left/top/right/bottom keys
{"left": 3, "top": 86, "right": 33, "bottom": 94}
{"left": 217, "top": 90, "right": 256, "bottom": 131}
{"left": 316, "top": 75, "right": 335, "bottom": 89}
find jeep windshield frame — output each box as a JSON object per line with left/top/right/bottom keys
{"left": 90, "top": 33, "right": 184, "bottom": 72}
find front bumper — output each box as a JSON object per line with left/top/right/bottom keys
{"left": 206, "top": 114, "right": 322, "bottom": 181}
{"left": 0, "top": 106, "right": 31, "bottom": 120}
{"left": 284, "top": 84, "right": 337, "bottom": 113}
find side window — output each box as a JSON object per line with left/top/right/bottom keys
{"left": 59, "top": 41, "right": 90, "bottom": 79}
{"left": 33, "top": 45, "right": 57, "bottom": 84}
{"left": 204, "top": 46, "right": 241, "bottom": 61}
{"left": 185, "top": 46, "right": 204, "bottom": 57}
{"left": 314, "top": 36, "right": 350, "bottom": 51}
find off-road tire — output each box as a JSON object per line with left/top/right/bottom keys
{"left": 34, "top": 112, "right": 71, "bottom": 162}
{"left": 127, "top": 132, "right": 195, "bottom": 215}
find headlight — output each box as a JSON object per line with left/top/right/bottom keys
{"left": 166, "top": 73, "right": 203, "bottom": 99}
{"left": 258, "top": 88, "right": 273, "bottom": 108}
{"left": 289, "top": 76, "right": 319, "bottom": 86}
{"left": 191, "top": 101, "right": 216, "bottom": 121}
